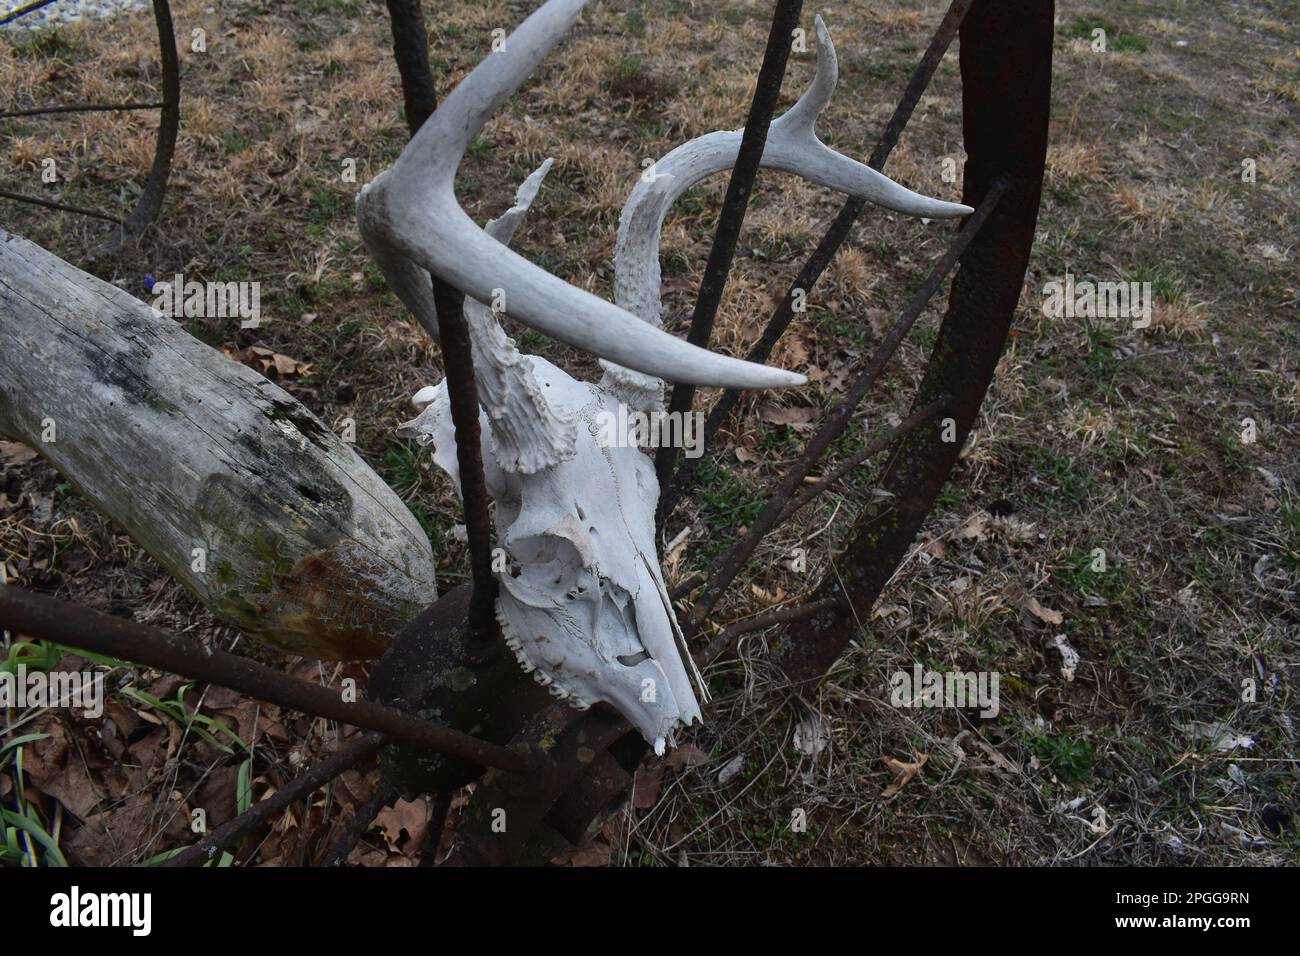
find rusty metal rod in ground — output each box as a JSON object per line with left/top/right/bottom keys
{"left": 0, "top": 587, "right": 533, "bottom": 774}
{"left": 666, "top": 0, "right": 979, "bottom": 516}
{"left": 684, "top": 181, "right": 1008, "bottom": 634}
{"left": 165, "top": 733, "right": 385, "bottom": 867}
{"left": 385, "top": 0, "right": 500, "bottom": 641}
{"left": 654, "top": 0, "right": 806, "bottom": 530}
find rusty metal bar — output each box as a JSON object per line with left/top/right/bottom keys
{"left": 683, "top": 181, "right": 1007, "bottom": 635}
{"left": 0, "top": 188, "right": 123, "bottom": 224}
{"left": 669, "top": 398, "right": 946, "bottom": 606}
{"left": 0, "top": 102, "right": 163, "bottom": 119}
{"left": 0, "top": 587, "right": 534, "bottom": 774}
{"left": 665, "top": 0, "right": 977, "bottom": 516}
{"left": 0, "top": 0, "right": 57, "bottom": 25}
{"left": 436, "top": 299, "right": 502, "bottom": 642}
{"left": 164, "top": 733, "right": 385, "bottom": 867}
{"left": 653, "top": 0, "right": 806, "bottom": 531}
{"left": 778, "top": 0, "right": 1055, "bottom": 683}
{"left": 775, "top": 395, "right": 951, "bottom": 525}
{"left": 105, "top": 0, "right": 180, "bottom": 247}
{"left": 865, "top": 0, "right": 979, "bottom": 171}
{"left": 699, "top": 595, "right": 842, "bottom": 665}
{"left": 384, "top": 0, "right": 439, "bottom": 131}
{"left": 385, "top": 0, "right": 499, "bottom": 641}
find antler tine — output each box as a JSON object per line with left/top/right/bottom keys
{"left": 358, "top": 0, "right": 805, "bottom": 391}
{"left": 612, "top": 15, "right": 972, "bottom": 333}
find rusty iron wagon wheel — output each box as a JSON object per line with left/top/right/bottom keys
{"left": 0, "top": 0, "right": 1053, "bottom": 867}
{"left": 0, "top": 0, "right": 180, "bottom": 252}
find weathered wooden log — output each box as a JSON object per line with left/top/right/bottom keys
{"left": 0, "top": 230, "right": 436, "bottom": 659}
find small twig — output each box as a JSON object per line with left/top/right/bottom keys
{"left": 0, "top": 102, "right": 164, "bottom": 119}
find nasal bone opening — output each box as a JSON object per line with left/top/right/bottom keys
{"left": 617, "top": 651, "right": 651, "bottom": 666}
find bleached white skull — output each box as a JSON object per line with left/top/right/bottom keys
{"left": 358, "top": 0, "right": 971, "bottom": 753}
{"left": 400, "top": 356, "right": 705, "bottom": 753}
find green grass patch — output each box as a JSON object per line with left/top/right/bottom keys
{"left": 382, "top": 439, "right": 426, "bottom": 496}
{"left": 1031, "top": 732, "right": 1095, "bottom": 784}
{"left": 624, "top": 7, "right": 647, "bottom": 36}
{"left": 689, "top": 459, "right": 766, "bottom": 562}
{"left": 306, "top": 186, "right": 348, "bottom": 235}
{"left": 1067, "top": 16, "right": 1147, "bottom": 53}
{"left": 1027, "top": 446, "right": 1096, "bottom": 510}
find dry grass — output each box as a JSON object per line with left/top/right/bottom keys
{"left": 1, "top": 0, "right": 1297, "bottom": 866}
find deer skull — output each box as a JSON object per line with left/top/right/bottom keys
{"left": 359, "top": 0, "right": 971, "bottom": 752}
{"left": 399, "top": 352, "right": 705, "bottom": 753}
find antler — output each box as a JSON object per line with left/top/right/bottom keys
{"left": 358, "top": 0, "right": 803, "bottom": 391}
{"left": 602, "top": 16, "right": 972, "bottom": 402}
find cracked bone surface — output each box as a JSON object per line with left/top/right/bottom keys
{"left": 361, "top": 0, "right": 971, "bottom": 751}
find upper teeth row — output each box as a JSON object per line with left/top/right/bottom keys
{"left": 498, "top": 606, "right": 592, "bottom": 710}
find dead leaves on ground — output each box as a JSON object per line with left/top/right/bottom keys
{"left": 881, "top": 753, "right": 928, "bottom": 800}
{"left": 4, "top": 655, "right": 380, "bottom": 866}
{"left": 756, "top": 403, "right": 819, "bottom": 432}
{"left": 223, "top": 345, "right": 313, "bottom": 379}
{"left": 1022, "top": 594, "right": 1065, "bottom": 626}
{"left": 0, "top": 441, "right": 38, "bottom": 467}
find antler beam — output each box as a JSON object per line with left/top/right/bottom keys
{"left": 359, "top": 0, "right": 803, "bottom": 390}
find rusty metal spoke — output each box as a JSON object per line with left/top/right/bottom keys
{"left": 164, "top": 733, "right": 385, "bottom": 867}
{"left": 103, "top": 0, "right": 180, "bottom": 248}
{"left": 665, "top": 0, "right": 977, "bottom": 516}
{"left": 0, "top": 587, "right": 533, "bottom": 774}
{"left": 682, "top": 180, "right": 1007, "bottom": 635}
{"left": 698, "top": 595, "right": 843, "bottom": 665}
{"left": 775, "top": 395, "right": 951, "bottom": 526}
{"left": 385, "top": 0, "right": 499, "bottom": 641}
{"left": 778, "top": 0, "right": 1055, "bottom": 683}
{"left": 653, "top": 0, "right": 806, "bottom": 531}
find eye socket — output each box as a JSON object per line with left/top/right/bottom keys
{"left": 509, "top": 534, "right": 586, "bottom": 593}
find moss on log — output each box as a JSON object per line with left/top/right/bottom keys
{"left": 0, "top": 230, "right": 436, "bottom": 659}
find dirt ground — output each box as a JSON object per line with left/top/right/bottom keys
{"left": 1, "top": 0, "right": 1296, "bottom": 866}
